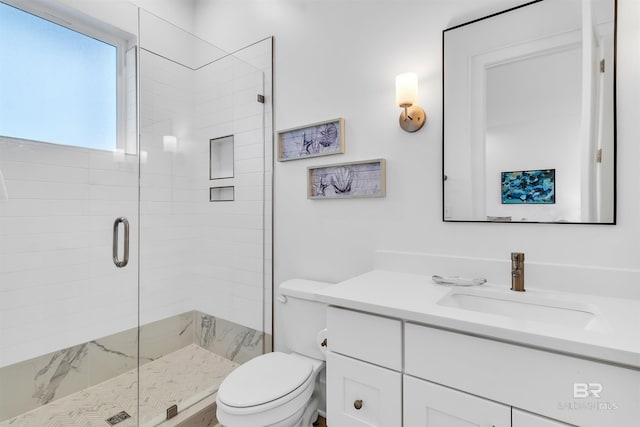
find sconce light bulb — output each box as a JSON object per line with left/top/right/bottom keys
{"left": 396, "top": 72, "right": 418, "bottom": 107}
{"left": 396, "top": 72, "right": 426, "bottom": 132}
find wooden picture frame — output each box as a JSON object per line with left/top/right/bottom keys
{"left": 307, "top": 159, "right": 386, "bottom": 199}
{"left": 278, "top": 118, "right": 345, "bottom": 161}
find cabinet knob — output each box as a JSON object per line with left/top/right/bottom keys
{"left": 354, "top": 399, "right": 363, "bottom": 410}
{"left": 321, "top": 338, "right": 327, "bottom": 347}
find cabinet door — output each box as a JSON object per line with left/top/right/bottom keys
{"left": 327, "top": 306, "right": 402, "bottom": 370}
{"left": 513, "top": 409, "right": 574, "bottom": 427}
{"left": 404, "top": 375, "right": 511, "bottom": 427}
{"left": 326, "top": 351, "right": 401, "bottom": 427}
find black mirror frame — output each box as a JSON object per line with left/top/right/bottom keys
{"left": 442, "top": 0, "right": 617, "bottom": 225}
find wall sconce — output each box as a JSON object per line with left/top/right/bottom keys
{"left": 163, "top": 135, "right": 178, "bottom": 153}
{"left": 396, "top": 72, "right": 426, "bottom": 133}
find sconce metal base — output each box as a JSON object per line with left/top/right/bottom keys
{"left": 399, "top": 105, "right": 426, "bottom": 132}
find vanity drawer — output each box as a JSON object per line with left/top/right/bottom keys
{"left": 326, "top": 351, "right": 401, "bottom": 427}
{"left": 404, "top": 375, "right": 511, "bottom": 427}
{"left": 405, "top": 322, "right": 640, "bottom": 427}
{"left": 512, "top": 409, "right": 573, "bottom": 427}
{"left": 327, "top": 306, "right": 402, "bottom": 370}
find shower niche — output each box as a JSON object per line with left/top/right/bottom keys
{"left": 210, "top": 135, "right": 235, "bottom": 180}
{"left": 210, "top": 186, "right": 235, "bottom": 202}
{"left": 210, "top": 135, "right": 235, "bottom": 202}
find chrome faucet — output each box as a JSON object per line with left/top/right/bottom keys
{"left": 511, "top": 252, "right": 525, "bottom": 292}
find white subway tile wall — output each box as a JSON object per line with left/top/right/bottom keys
{"left": 231, "top": 40, "right": 274, "bottom": 336}
{"left": 0, "top": 34, "right": 272, "bottom": 369}
{"left": 0, "top": 138, "right": 140, "bottom": 368}
{"left": 139, "top": 39, "right": 270, "bottom": 337}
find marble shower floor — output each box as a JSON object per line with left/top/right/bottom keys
{"left": 0, "top": 344, "right": 238, "bottom": 427}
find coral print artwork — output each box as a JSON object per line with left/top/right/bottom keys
{"left": 278, "top": 118, "right": 345, "bottom": 161}
{"left": 308, "top": 159, "right": 386, "bottom": 199}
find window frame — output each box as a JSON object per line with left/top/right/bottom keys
{"left": 0, "top": 0, "right": 136, "bottom": 154}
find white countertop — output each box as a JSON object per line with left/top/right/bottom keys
{"left": 315, "top": 270, "right": 640, "bottom": 369}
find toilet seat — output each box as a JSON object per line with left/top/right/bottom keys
{"left": 218, "top": 352, "right": 313, "bottom": 409}
{"left": 216, "top": 352, "right": 323, "bottom": 426}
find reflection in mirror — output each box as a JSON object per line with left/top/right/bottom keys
{"left": 443, "top": 0, "right": 615, "bottom": 224}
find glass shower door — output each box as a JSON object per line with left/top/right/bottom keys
{"left": 0, "top": 1, "right": 140, "bottom": 424}
{"left": 0, "top": 144, "right": 141, "bottom": 426}
{"left": 137, "top": 10, "right": 269, "bottom": 425}
{"left": 0, "top": 2, "right": 272, "bottom": 425}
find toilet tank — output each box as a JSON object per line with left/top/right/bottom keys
{"left": 279, "top": 279, "right": 333, "bottom": 361}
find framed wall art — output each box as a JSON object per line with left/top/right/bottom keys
{"left": 307, "top": 159, "right": 386, "bottom": 199}
{"left": 278, "top": 118, "right": 344, "bottom": 161}
{"left": 501, "top": 169, "right": 555, "bottom": 204}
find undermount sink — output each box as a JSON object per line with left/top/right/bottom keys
{"left": 437, "top": 289, "right": 598, "bottom": 329}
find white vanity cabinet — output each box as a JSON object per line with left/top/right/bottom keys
{"left": 326, "top": 307, "right": 402, "bottom": 427}
{"left": 404, "top": 375, "right": 511, "bottom": 427}
{"left": 512, "top": 409, "right": 573, "bottom": 427}
{"left": 403, "top": 376, "right": 573, "bottom": 427}
{"left": 405, "top": 323, "right": 640, "bottom": 427}
{"left": 326, "top": 305, "right": 640, "bottom": 427}
{"left": 326, "top": 352, "right": 401, "bottom": 427}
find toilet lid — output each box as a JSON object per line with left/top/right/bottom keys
{"left": 218, "top": 352, "right": 313, "bottom": 408}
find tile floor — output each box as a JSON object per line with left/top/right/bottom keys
{"left": 0, "top": 345, "right": 238, "bottom": 427}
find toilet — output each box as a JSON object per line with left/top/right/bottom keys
{"left": 216, "top": 279, "right": 332, "bottom": 427}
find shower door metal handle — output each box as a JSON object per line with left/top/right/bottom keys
{"left": 113, "top": 217, "right": 130, "bottom": 268}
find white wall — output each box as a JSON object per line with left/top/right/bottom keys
{"left": 56, "top": 0, "right": 196, "bottom": 35}
{"left": 192, "top": 0, "right": 640, "bottom": 349}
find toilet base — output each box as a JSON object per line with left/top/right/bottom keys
{"left": 217, "top": 392, "right": 319, "bottom": 427}
{"left": 299, "top": 396, "right": 319, "bottom": 427}
{"left": 263, "top": 396, "right": 318, "bottom": 427}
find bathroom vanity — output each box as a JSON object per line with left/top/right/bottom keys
{"left": 316, "top": 270, "right": 640, "bottom": 427}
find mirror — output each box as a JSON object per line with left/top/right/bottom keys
{"left": 443, "top": 0, "right": 616, "bottom": 224}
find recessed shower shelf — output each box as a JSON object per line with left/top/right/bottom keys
{"left": 210, "top": 135, "right": 234, "bottom": 180}
{"left": 210, "top": 186, "right": 234, "bottom": 202}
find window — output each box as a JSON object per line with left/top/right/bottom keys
{"left": 0, "top": 1, "right": 124, "bottom": 151}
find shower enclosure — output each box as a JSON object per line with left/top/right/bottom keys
{"left": 0, "top": 1, "right": 272, "bottom": 425}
